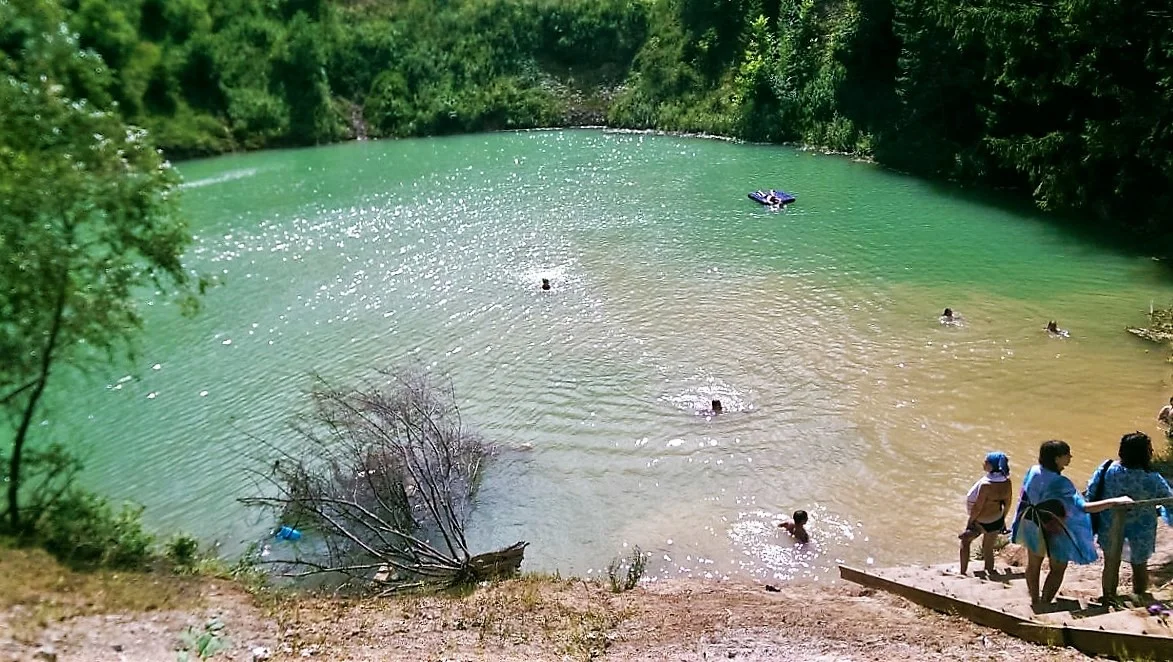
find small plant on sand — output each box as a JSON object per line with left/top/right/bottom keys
{"left": 563, "top": 587, "right": 630, "bottom": 661}
{"left": 176, "top": 618, "right": 228, "bottom": 661}
{"left": 606, "top": 546, "right": 645, "bottom": 593}
{"left": 165, "top": 534, "right": 202, "bottom": 572}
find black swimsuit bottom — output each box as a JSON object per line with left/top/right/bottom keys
{"left": 976, "top": 517, "right": 1005, "bottom": 533}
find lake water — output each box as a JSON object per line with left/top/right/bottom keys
{"left": 47, "top": 129, "right": 1173, "bottom": 583}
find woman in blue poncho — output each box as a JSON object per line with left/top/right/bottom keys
{"left": 1011, "top": 440, "right": 1132, "bottom": 607}
{"left": 1085, "top": 431, "right": 1173, "bottom": 599}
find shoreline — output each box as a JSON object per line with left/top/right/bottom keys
{"left": 0, "top": 541, "right": 1095, "bottom": 662}
{"left": 12, "top": 518, "right": 1173, "bottom": 659}
{"left": 170, "top": 123, "right": 875, "bottom": 165}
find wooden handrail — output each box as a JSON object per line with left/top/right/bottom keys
{"left": 1103, "top": 496, "right": 1173, "bottom": 510}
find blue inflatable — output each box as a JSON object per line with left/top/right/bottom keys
{"left": 275, "top": 525, "right": 302, "bottom": 541}
{"left": 748, "top": 189, "right": 796, "bottom": 206}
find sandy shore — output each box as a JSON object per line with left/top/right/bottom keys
{"left": 11, "top": 526, "right": 1173, "bottom": 661}
{"left": 3, "top": 540, "right": 1125, "bottom": 662}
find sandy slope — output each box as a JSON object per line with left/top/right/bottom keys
{"left": 2, "top": 547, "right": 1100, "bottom": 662}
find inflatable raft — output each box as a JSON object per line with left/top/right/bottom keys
{"left": 748, "top": 190, "right": 796, "bottom": 206}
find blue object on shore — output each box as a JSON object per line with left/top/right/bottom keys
{"left": 748, "top": 190, "right": 796, "bottom": 206}
{"left": 275, "top": 525, "right": 302, "bottom": 541}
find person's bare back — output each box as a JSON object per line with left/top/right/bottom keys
{"left": 973, "top": 480, "right": 1011, "bottom": 524}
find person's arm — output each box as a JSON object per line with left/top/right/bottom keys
{"left": 1085, "top": 467, "right": 1103, "bottom": 501}
{"left": 966, "top": 484, "right": 989, "bottom": 528}
{"left": 1001, "top": 481, "right": 1013, "bottom": 521}
{"left": 1157, "top": 473, "right": 1173, "bottom": 498}
{"left": 1083, "top": 496, "right": 1132, "bottom": 513}
{"left": 1152, "top": 474, "right": 1173, "bottom": 525}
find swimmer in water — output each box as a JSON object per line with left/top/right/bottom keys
{"left": 711, "top": 399, "right": 723, "bottom": 414}
{"left": 778, "top": 510, "right": 810, "bottom": 544}
{"left": 1157, "top": 396, "right": 1173, "bottom": 427}
{"left": 541, "top": 278, "right": 551, "bottom": 291}
{"left": 940, "top": 307, "right": 962, "bottom": 325}
{"left": 1045, "top": 320, "right": 1069, "bottom": 337}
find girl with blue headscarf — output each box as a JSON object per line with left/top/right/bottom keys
{"left": 959, "top": 451, "right": 1013, "bottom": 575}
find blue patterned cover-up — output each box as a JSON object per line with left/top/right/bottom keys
{"left": 1011, "top": 465, "right": 1098, "bottom": 564}
{"left": 1085, "top": 462, "right": 1173, "bottom": 564}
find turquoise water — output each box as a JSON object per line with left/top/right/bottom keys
{"left": 45, "top": 129, "right": 1173, "bottom": 582}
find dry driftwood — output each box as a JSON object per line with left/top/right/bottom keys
{"left": 242, "top": 368, "right": 526, "bottom": 592}
{"left": 1127, "top": 307, "right": 1173, "bottom": 361}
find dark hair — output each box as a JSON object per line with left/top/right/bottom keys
{"left": 792, "top": 510, "right": 808, "bottom": 525}
{"left": 943, "top": 308, "right": 952, "bottom": 317}
{"left": 711, "top": 399, "right": 723, "bottom": 413}
{"left": 1118, "top": 431, "right": 1153, "bottom": 471}
{"left": 1039, "top": 439, "right": 1071, "bottom": 473}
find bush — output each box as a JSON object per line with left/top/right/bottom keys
{"left": 37, "top": 491, "right": 156, "bottom": 570}
{"left": 165, "top": 533, "right": 202, "bottom": 571}
{"left": 143, "top": 105, "right": 235, "bottom": 158}
{"left": 606, "top": 545, "right": 646, "bottom": 593}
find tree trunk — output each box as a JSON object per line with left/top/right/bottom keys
{"left": 6, "top": 275, "right": 68, "bottom": 532}
{"left": 468, "top": 541, "right": 528, "bottom": 581}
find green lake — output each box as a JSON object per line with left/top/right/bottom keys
{"left": 49, "top": 129, "right": 1173, "bottom": 582}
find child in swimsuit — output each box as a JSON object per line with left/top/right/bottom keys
{"left": 959, "top": 451, "right": 1013, "bottom": 575}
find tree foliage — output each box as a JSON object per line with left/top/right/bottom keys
{"left": 3, "top": 0, "right": 1171, "bottom": 247}
{"left": 605, "top": 0, "right": 1173, "bottom": 238}
{"left": 0, "top": 0, "right": 196, "bottom": 531}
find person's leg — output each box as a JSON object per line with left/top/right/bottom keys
{"left": 960, "top": 536, "right": 973, "bottom": 574}
{"left": 1132, "top": 563, "right": 1149, "bottom": 597}
{"left": 1041, "top": 558, "right": 1069, "bottom": 604}
{"left": 1101, "top": 554, "right": 1120, "bottom": 601}
{"left": 1026, "top": 552, "right": 1044, "bottom": 604}
{"left": 981, "top": 532, "right": 998, "bottom": 574}
{"left": 1128, "top": 528, "right": 1157, "bottom": 597}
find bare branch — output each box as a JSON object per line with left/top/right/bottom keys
{"left": 240, "top": 366, "right": 525, "bottom": 593}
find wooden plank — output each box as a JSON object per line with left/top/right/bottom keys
{"left": 841, "top": 564, "right": 1173, "bottom": 660}
{"left": 1102, "top": 511, "right": 1127, "bottom": 600}
{"left": 1063, "top": 624, "right": 1173, "bottom": 660}
{"left": 1109, "top": 497, "right": 1173, "bottom": 509}
{"left": 838, "top": 565, "right": 1062, "bottom": 646}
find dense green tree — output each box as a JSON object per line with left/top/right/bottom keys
{"left": 6, "top": 0, "right": 1173, "bottom": 241}
{"left": 0, "top": 11, "right": 197, "bottom": 531}
{"left": 273, "top": 11, "right": 340, "bottom": 143}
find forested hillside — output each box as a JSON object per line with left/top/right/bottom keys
{"left": 615, "top": 0, "right": 1173, "bottom": 238}
{"left": 2, "top": 0, "right": 1171, "bottom": 237}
